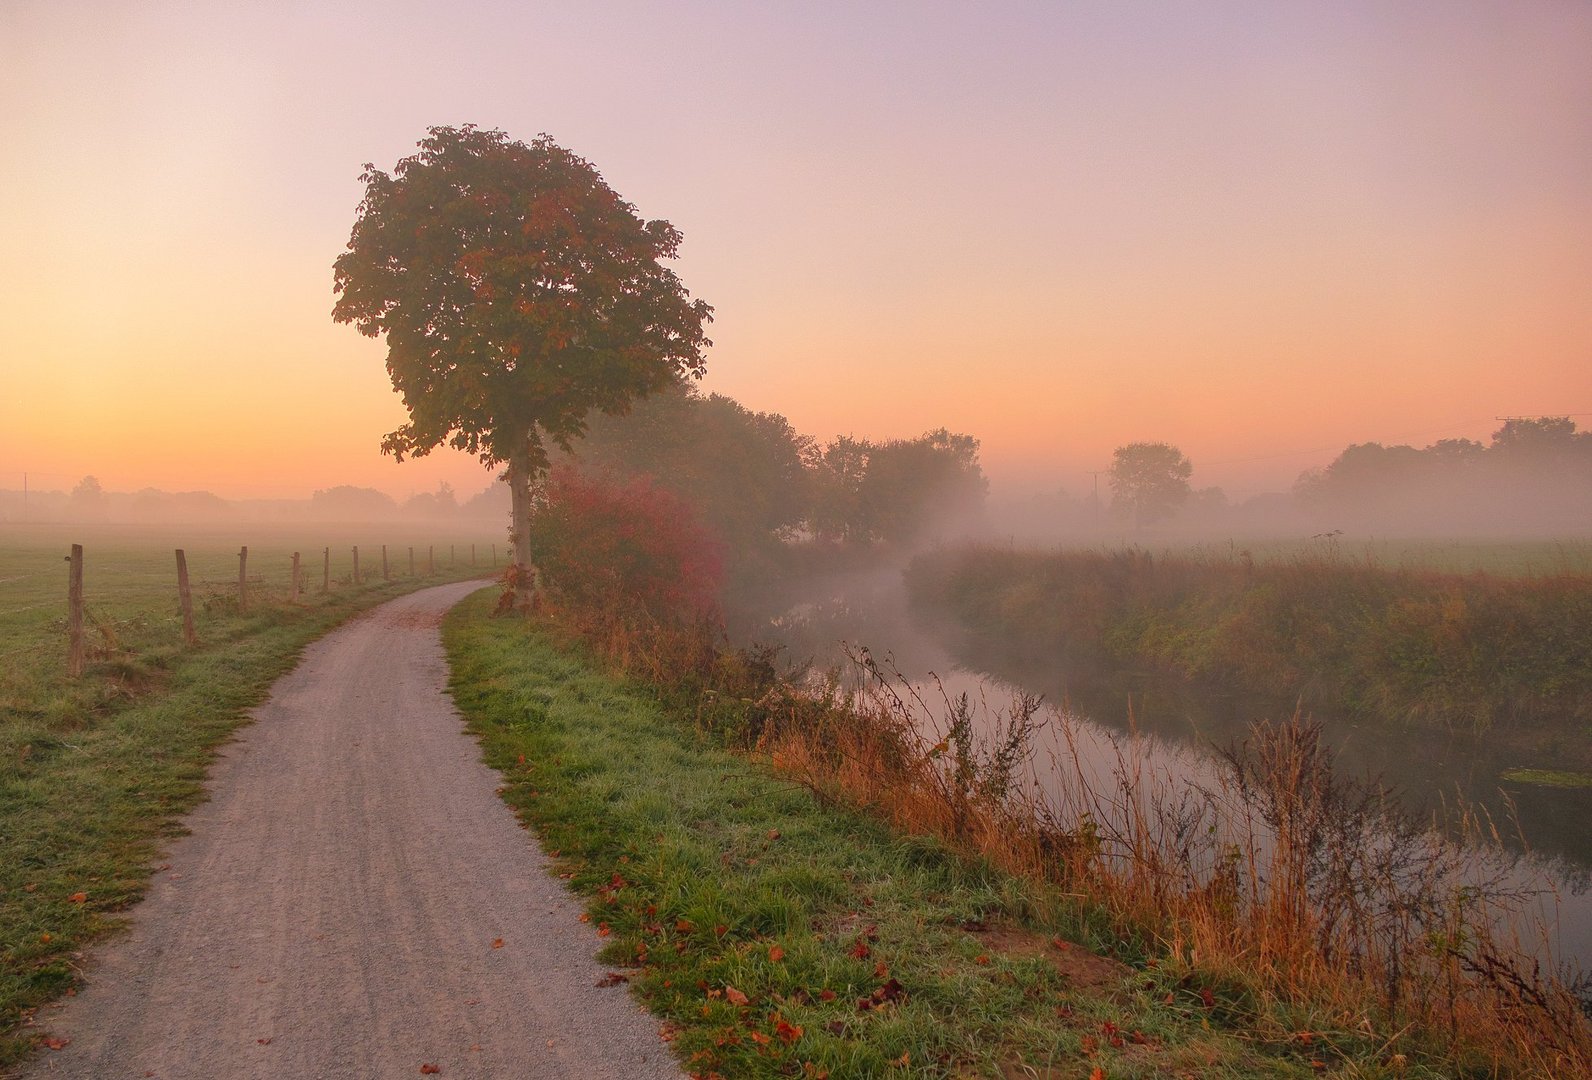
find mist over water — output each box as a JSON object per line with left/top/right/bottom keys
{"left": 725, "top": 550, "right": 1592, "bottom": 975}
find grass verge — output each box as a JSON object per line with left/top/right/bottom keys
{"left": 444, "top": 592, "right": 1347, "bottom": 1079}
{"left": 0, "top": 529, "right": 491, "bottom": 1069}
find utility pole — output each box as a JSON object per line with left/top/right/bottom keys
{"left": 1089, "top": 470, "right": 1108, "bottom": 533}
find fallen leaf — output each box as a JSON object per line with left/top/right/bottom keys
{"left": 597, "top": 923, "right": 611, "bottom": 937}
{"left": 491, "top": 938, "right": 504, "bottom": 949}
{"left": 1089, "top": 1069, "right": 1105, "bottom": 1080}
{"left": 775, "top": 1018, "right": 803, "bottom": 1043}
{"left": 595, "top": 973, "right": 629, "bottom": 988}
{"left": 893, "top": 1051, "right": 909, "bottom": 1066}
{"left": 68, "top": 892, "right": 87, "bottom": 904}
{"left": 768, "top": 944, "right": 785, "bottom": 963}
{"left": 749, "top": 1031, "right": 771, "bottom": 1045}
{"left": 974, "top": 954, "right": 990, "bottom": 966}
{"left": 43, "top": 1037, "right": 70, "bottom": 1051}
{"left": 420, "top": 1065, "right": 441, "bottom": 1075}
{"left": 848, "top": 938, "right": 871, "bottom": 960}
{"left": 872, "top": 978, "right": 906, "bottom": 1004}
{"left": 724, "top": 985, "right": 749, "bottom": 1007}
{"left": 818, "top": 989, "right": 836, "bottom": 1002}
{"left": 257, "top": 1037, "right": 272, "bottom": 1045}
{"left": 578, "top": 913, "right": 591, "bottom": 923}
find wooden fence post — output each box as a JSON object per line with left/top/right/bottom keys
{"left": 381, "top": 544, "right": 389, "bottom": 581}
{"left": 450, "top": 544, "right": 455, "bottom": 566}
{"left": 352, "top": 546, "right": 361, "bottom": 585}
{"left": 322, "top": 547, "right": 330, "bottom": 593}
{"left": 291, "top": 551, "right": 302, "bottom": 603}
{"left": 67, "top": 544, "right": 84, "bottom": 677}
{"left": 175, "top": 549, "right": 196, "bottom": 645}
{"left": 471, "top": 544, "right": 476, "bottom": 567}
{"left": 408, "top": 546, "right": 415, "bottom": 576}
{"left": 238, "top": 546, "right": 248, "bottom": 612}
{"left": 427, "top": 545, "right": 434, "bottom": 576}
{"left": 491, "top": 544, "right": 497, "bottom": 567}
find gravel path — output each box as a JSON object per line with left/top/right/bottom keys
{"left": 24, "top": 582, "right": 682, "bottom": 1079}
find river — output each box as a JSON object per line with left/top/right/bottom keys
{"left": 725, "top": 562, "right": 1592, "bottom": 979}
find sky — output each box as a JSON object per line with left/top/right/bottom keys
{"left": 2, "top": 0, "right": 1589, "bottom": 503}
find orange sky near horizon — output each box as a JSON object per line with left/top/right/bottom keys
{"left": 2, "top": 1, "right": 1589, "bottom": 505}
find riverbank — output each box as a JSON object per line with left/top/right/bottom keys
{"left": 904, "top": 545, "right": 1592, "bottom": 758}
{"left": 447, "top": 590, "right": 1592, "bottom": 1078}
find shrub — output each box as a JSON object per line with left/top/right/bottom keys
{"left": 526, "top": 465, "right": 725, "bottom": 627}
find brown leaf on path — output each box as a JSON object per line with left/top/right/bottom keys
{"left": 596, "top": 972, "right": 630, "bottom": 987}
{"left": 491, "top": 938, "right": 504, "bottom": 949}
{"left": 43, "top": 1036, "right": 70, "bottom": 1050}
{"left": 420, "top": 1065, "right": 441, "bottom": 1075}
{"left": 256, "top": 1037, "right": 272, "bottom": 1045}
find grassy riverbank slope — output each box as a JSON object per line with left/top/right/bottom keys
{"left": 905, "top": 544, "right": 1592, "bottom": 749}
{"left": 444, "top": 592, "right": 1592, "bottom": 1078}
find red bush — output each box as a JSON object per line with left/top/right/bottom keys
{"left": 527, "top": 465, "right": 724, "bottom": 625}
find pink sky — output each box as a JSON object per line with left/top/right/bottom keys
{"left": 2, "top": 1, "right": 1588, "bottom": 503}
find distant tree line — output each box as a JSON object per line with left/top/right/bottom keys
{"left": 563, "top": 382, "right": 988, "bottom": 562}
{"left": 1292, "top": 417, "right": 1592, "bottom": 532}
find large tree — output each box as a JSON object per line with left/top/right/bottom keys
{"left": 1107, "top": 442, "right": 1192, "bottom": 527}
{"left": 332, "top": 125, "right": 712, "bottom": 604}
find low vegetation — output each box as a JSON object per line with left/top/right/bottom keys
{"left": 488, "top": 508, "right": 1592, "bottom": 1077}
{"left": 0, "top": 527, "right": 492, "bottom": 1066}
{"left": 905, "top": 544, "right": 1592, "bottom": 745}
{"left": 445, "top": 594, "right": 1337, "bottom": 1079}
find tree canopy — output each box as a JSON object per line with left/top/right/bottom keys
{"left": 333, "top": 125, "right": 712, "bottom": 470}
{"left": 1108, "top": 442, "right": 1192, "bottom": 527}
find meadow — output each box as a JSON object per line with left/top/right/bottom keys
{"left": 0, "top": 521, "right": 499, "bottom": 1066}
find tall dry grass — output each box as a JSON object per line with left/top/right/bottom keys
{"left": 763, "top": 650, "right": 1592, "bottom": 1077}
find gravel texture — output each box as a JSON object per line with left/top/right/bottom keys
{"left": 24, "top": 581, "right": 682, "bottom": 1079}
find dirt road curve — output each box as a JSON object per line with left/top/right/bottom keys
{"left": 24, "top": 582, "right": 681, "bottom": 1080}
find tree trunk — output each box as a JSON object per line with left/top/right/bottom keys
{"left": 507, "top": 434, "right": 537, "bottom": 611}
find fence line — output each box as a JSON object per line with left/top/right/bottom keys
{"left": 0, "top": 539, "right": 498, "bottom": 679}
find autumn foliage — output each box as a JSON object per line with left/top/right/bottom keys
{"left": 526, "top": 465, "right": 724, "bottom": 628}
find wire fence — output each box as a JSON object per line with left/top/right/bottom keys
{"left": 1, "top": 537, "right": 503, "bottom": 683}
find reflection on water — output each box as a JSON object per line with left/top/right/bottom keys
{"left": 726, "top": 565, "right": 1592, "bottom": 974}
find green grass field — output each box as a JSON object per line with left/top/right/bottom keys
{"left": 0, "top": 521, "right": 502, "bottom": 1067}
